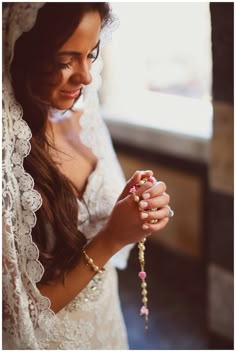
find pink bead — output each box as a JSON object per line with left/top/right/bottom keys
{"left": 129, "top": 186, "right": 137, "bottom": 194}
{"left": 140, "top": 306, "right": 149, "bottom": 316}
{"left": 148, "top": 176, "right": 156, "bottom": 183}
{"left": 138, "top": 271, "right": 147, "bottom": 280}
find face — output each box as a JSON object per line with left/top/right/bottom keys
{"left": 44, "top": 11, "right": 102, "bottom": 110}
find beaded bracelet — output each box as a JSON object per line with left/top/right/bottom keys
{"left": 82, "top": 248, "right": 105, "bottom": 274}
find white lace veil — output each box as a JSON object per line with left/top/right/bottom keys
{"left": 2, "top": 3, "right": 118, "bottom": 348}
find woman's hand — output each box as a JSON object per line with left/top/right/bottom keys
{"left": 135, "top": 178, "right": 171, "bottom": 232}
{"left": 102, "top": 170, "right": 171, "bottom": 253}
{"left": 37, "top": 170, "right": 171, "bottom": 312}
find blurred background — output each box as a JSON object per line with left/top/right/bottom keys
{"left": 99, "top": 2, "right": 233, "bottom": 350}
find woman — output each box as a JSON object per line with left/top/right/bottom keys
{"left": 3, "top": 3, "right": 172, "bottom": 349}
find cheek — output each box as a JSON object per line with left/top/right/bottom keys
{"left": 52, "top": 70, "right": 70, "bottom": 91}
{"left": 41, "top": 71, "right": 68, "bottom": 100}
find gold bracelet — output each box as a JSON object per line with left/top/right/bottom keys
{"left": 82, "top": 248, "right": 105, "bottom": 274}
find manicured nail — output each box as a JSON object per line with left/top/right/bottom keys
{"left": 141, "top": 212, "right": 148, "bottom": 219}
{"left": 144, "top": 170, "right": 152, "bottom": 174}
{"left": 139, "top": 201, "right": 148, "bottom": 208}
{"left": 142, "top": 224, "right": 149, "bottom": 230}
{"left": 142, "top": 193, "right": 150, "bottom": 200}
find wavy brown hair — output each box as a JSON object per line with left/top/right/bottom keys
{"left": 10, "top": 3, "right": 112, "bottom": 284}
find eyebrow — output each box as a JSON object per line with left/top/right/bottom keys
{"left": 58, "top": 40, "right": 100, "bottom": 57}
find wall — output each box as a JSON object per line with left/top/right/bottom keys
{"left": 104, "top": 2, "right": 233, "bottom": 345}
{"left": 116, "top": 150, "right": 204, "bottom": 258}
{"left": 207, "top": 3, "right": 234, "bottom": 344}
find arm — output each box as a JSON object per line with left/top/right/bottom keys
{"left": 37, "top": 227, "right": 120, "bottom": 313}
{"left": 37, "top": 170, "right": 170, "bottom": 313}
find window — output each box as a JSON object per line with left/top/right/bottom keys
{"left": 100, "top": 2, "right": 213, "bottom": 139}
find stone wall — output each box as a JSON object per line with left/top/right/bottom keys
{"left": 106, "top": 2, "right": 233, "bottom": 345}
{"left": 208, "top": 2, "right": 234, "bottom": 344}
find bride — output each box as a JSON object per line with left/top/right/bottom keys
{"left": 3, "top": 3, "right": 172, "bottom": 349}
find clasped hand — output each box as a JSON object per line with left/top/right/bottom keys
{"left": 103, "top": 170, "right": 171, "bottom": 251}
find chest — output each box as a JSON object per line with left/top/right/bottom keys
{"left": 50, "top": 134, "right": 97, "bottom": 197}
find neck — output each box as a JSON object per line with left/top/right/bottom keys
{"left": 46, "top": 108, "right": 83, "bottom": 142}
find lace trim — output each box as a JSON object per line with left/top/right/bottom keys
{"left": 3, "top": 3, "right": 45, "bottom": 70}
{"left": 3, "top": 3, "right": 56, "bottom": 348}
{"left": 2, "top": 3, "right": 122, "bottom": 348}
{"left": 2, "top": 76, "right": 56, "bottom": 336}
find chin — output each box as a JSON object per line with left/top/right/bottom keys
{"left": 51, "top": 100, "right": 75, "bottom": 111}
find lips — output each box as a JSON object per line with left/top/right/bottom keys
{"left": 60, "top": 88, "right": 82, "bottom": 99}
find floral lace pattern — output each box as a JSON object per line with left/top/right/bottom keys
{"left": 3, "top": 3, "right": 129, "bottom": 349}
{"left": 3, "top": 4, "right": 55, "bottom": 349}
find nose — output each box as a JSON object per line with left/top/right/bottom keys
{"left": 70, "top": 60, "right": 92, "bottom": 86}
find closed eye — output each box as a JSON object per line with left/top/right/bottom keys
{"left": 56, "top": 40, "right": 100, "bottom": 67}
{"left": 58, "top": 62, "right": 71, "bottom": 70}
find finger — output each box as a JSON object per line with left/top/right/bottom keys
{"left": 138, "top": 193, "right": 170, "bottom": 211}
{"left": 118, "top": 170, "right": 154, "bottom": 200}
{"left": 140, "top": 181, "right": 167, "bottom": 200}
{"left": 141, "top": 217, "right": 169, "bottom": 232}
{"left": 135, "top": 181, "right": 154, "bottom": 196}
{"left": 139, "top": 207, "right": 170, "bottom": 221}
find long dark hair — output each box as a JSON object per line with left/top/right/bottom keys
{"left": 11, "top": 3, "right": 112, "bottom": 284}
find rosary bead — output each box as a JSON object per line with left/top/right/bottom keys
{"left": 142, "top": 297, "right": 148, "bottom": 304}
{"left": 131, "top": 175, "right": 153, "bottom": 332}
{"left": 138, "top": 179, "right": 145, "bottom": 186}
{"left": 94, "top": 265, "right": 99, "bottom": 272}
{"left": 138, "top": 271, "right": 147, "bottom": 280}
{"left": 140, "top": 305, "right": 149, "bottom": 316}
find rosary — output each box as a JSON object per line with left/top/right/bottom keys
{"left": 129, "top": 175, "right": 156, "bottom": 332}
{"left": 83, "top": 173, "right": 174, "bottom": 333}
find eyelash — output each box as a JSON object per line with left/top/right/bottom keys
{"left": 88, "top": 48, "right": 99, "bottom": 62}
{"left": 58, "top": 62, "right": 71, "bottom": 70}
{"left": 58, "top": 46, "right": 100, "bottom": 70}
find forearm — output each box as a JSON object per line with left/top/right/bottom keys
{"left": 37, "top": 170, "right": 165, "bottom": 314}
{"left": 37, "top": 229, "right": 120, "bottom": 313}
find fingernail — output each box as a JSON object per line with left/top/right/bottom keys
{"left": 139, "top": 201, "right": 148, "bottom": 208}
{"left": 142, "top": 224, "right": 149, "bottom": 230}
{"left": 142, "top": 193, "right": 150, "bottom": 200}
{"left": 141, "top": 212, "right": 148, "bottom": 219}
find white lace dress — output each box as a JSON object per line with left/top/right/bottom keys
{"left": 37, "top": 95, "right": 132, "bottom": 349}
{"left": 3, "top": 4, "right": 131, "bottom": 347}
{"left": 44, "top": 173, "right": 130, "bottom": 349}
{"left": 3, "top": 89, "right": 132, "bottom": 349}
